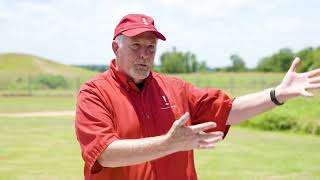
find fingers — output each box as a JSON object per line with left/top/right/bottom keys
{"left": 301, "top": 90, "right": 314, "bottom": 97}
{"left": 197, "top": 144, "right": 216, "bottom": 149}
{"left": 189, "top": 122, "right": 216, "bottom": 133}
{"left": 196, "top": 132, "right": 224, "bottom": 149}
{"left": 288, "top": 57, "right": 300, "bottom": 72}
{"left": 306, "top": 84, "right": 320, "bottom": 90}
{"left": 199, "top": 136, "right": 223, "bottom": 143}
{"left": 306, "top": 68, "right": 320, "bottom": 78}
{"left": 198, "top": 131, "right": 224, "bottom": 140}
{"left": 174, "top": 112, "right": 190, "bottom": 127}
{"left": 309, "top": 77, "right": 320, "bottom": 84}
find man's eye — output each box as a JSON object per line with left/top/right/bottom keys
{"left": 148, "top": 45, "right": 155, "bottom": 51}
{"left": 131, "top": 44, "right": 140, "bottom": 50}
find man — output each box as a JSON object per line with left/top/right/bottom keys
{"left": 75, "top": 14, "right": 320, "bottom": 180}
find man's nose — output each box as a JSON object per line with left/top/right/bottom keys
{"left": 139, "top": 47, "right": 150, "bottom": 59}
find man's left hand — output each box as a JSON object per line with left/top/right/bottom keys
{"left": 276, "top": 57, "right": 320, "bottom": 102}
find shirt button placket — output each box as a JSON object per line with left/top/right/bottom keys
{"left": 140, "top": 93, "right": 159, "bottom": 180}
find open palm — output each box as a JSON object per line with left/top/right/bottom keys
{"left": 278, "top": 57, "right": 320, "bottom": 100}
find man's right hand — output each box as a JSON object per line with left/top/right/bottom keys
{"left": 165, "top": 112, "right": 224, "bottom": 153}
{"left": 98, "top": 112, "right": 224, "bottom": 168}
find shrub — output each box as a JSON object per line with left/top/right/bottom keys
{"left": 34, "top": 74, "right": 68, "bottom": 89}
{"left": 295, "top": 120, "right": 320, "bottom": 135}
{"left": 241, "top": 111, "right": 297, "bottom": 131}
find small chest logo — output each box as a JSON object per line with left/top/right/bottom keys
{"left": 161, "top": 95, "right": 177, "bottom": 110}
{"left": 162, "top": 95, "right": 170, "bottom": 106}
{"left": 142, "top": 18, "right": 148, "bottom": 25}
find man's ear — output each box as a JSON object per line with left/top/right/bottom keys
{"left": 112, "top": 41, "right": 119, "bottom": 56}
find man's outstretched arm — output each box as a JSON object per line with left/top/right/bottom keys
{"left": 98, "top": 112, "right": 224, "bottom": 167}
{"left": 227, "top": 57, "right": 320, "bottom": 125}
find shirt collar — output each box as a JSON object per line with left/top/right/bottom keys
{"left": 109, "top": 59, "right": 153, "bottom": 92}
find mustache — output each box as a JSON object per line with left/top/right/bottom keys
{"left": 134, "top": 60, "right": 152, "bottom": 67}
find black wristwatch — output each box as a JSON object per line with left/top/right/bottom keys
{"left": 270, "top": 89, "right": 284, "bottom": 106}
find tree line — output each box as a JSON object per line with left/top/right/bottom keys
{"left": 257, "top": 47, "right": 320, "bottom": 72}
{"left": 158, "top": 46, "right": 320, "bottom": 73}
{"left": 76, "top": 46, "right": 320, "bottom": 73}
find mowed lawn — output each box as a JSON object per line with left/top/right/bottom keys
{"left": 1, "top": 72, "right": 320, "bottom": 179}
{"left": 0, "top": 96, "right": 76, "bottom": 113}
{"left": 1, "top": 116, "right": 320, "bottom": 180}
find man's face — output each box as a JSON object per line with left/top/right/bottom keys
{"left": 113, "top": 31, "right": 157, "bottom": 84}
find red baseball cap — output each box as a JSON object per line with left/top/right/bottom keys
{"left": 113, "top": 14, "right": 166, "bottom": 41}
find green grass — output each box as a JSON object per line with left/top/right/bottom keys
{"left": 241, "top": 96, "right": 320, "bottom": 135}
{"left": 0, "top": 116, "right": 82, "bottom": 180}
{"left": 175, "top": 73, "right": 320, "bottom": 135}
{"left": 0, "top": 116, "right": 319, "bottom": 179}
{"left": 1, "top": 71, "right": 320, "bottom": 134}
{"left": 177, "top": 72, "right": 284, "bottom": 96}
{"left": 0, "top": 53, "right": 97, "bottom": 77}
{"left": 195, "top": 127, "right": 320, "bottom": 180}
{"left": 0, "top": 53, "right": 97, "bottom": 88}
{"left": 0, "top": 96, "right": 76, "bottom": 113}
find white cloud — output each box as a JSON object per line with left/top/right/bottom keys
{"left": 0, "top": 0, "right": 319, "bottom": 68}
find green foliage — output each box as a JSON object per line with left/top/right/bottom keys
{"left": 198, "top": 61, "right": 208, "bottom": 73}
{"left": 0, "top": 53, "right": 97, "bottom": 89}
{"left": 256, "top": 46, "right": 320, "bottom": 72}
{"left": 177, "top": 73, "right": 320, "bottom": 135}
{"left": 238, "top": 96, "right": 320, "bottom": 135}
{"left": 152, "top": 64, "right": 161, "bottom": 73}
{"left": 74, "top": 64, "right": 109, "bottom": 72}
{"left": 256, "top": 48, "right": 295, "bottom": 72}
{"left": 230, "top": 54, "right": 247, "bottom": 72}
{"left": 212, "top": 54, "right": 248, "bottom": 72}
{"left": 160, "top": 47, "right": 207, "bottom": 73}
{"left": 294, "top": 119, "right": 320, "bottom": 135}
{"left": 241, "top": 111, "right": 296, "bottom": 131}
{"left": 34, "top": 74, "right": 68, "bottom": 89}
{"left": 6, "top": 74, "right": 69, "bottom": 90}
{"left": 296, "top": 47, "right": 320, "bottom": 72}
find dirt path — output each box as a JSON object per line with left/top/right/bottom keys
{"left": 0, "top": 111, "right": 75, "bottom": 117}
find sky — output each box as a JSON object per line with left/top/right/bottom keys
{"left": 0, "top": 0, "right": 319, "bottom": 68}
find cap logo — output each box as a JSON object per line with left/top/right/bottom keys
{"left": 142, "top": 18, "right": 148, "bottom": 25}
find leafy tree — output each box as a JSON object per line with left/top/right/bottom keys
{"left": 198, "top": 61, "right": 208, "bottom": 72}
{"left": 160, "top": 47, "right": 206, "bottom": 73}
{"left": 229, "top": 54, "right": 247, "bottom": 72}
{"left": 256, "top": 48, "right": 294, "bottom": 72}
{"left": 296, "top": 47, "right": 320, "bottom": 72}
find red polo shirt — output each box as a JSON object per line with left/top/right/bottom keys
{"left": 75, "top": 59, "right": 234, "bottom": 180}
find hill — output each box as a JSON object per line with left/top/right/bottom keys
{"left": 0, "top": 53, "right": 97, "bottom": 77}
{"left": 0, "top": 53, "right": 98, "bottom": 89}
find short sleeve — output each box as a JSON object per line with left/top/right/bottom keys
{"left": 75, "top": 85, "right": 120, "bottom": 175}
{"left": 185, "top": 82, "right": 234, "bottom": 138}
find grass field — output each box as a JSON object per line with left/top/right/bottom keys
{"left": 0, "top": 96, "right": 76, "bottom": 113}
{"left": 195, "top": 128, "right": 320, "bottom": 180}
{"left": 1, "top": 71, "right": 320, "bottom": 135}
{"left": 0, "top": 116, "right": 82, "bottom": 180}
{"left": 1, "top": 72, "right": 320, "bottom": 179}
{"left": 177, "top": 72, "right": 284, "bottom": 96}
{"left": 0, "top": 116, "right": 319, "bottom": 180}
